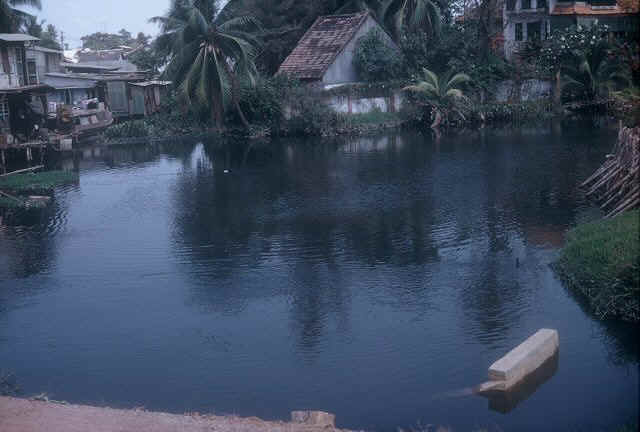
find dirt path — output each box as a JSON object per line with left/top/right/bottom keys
{"left": 0, "top": 396, "right": 347, "bottom": 432}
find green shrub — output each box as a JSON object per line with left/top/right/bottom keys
{"left": 555, "top": 210, "right": 639, "bottom": 322}
{"left": 236, "top": 75, "right": 289, "bottom": 127}
{"left": 104, "top": 120, "right": 150, "bottom": 139}
{"left": 354, "top": 29, "right": 404, "bottom": 82}
{"left": 282, "top": 93, "right": 340, "bottom": 136}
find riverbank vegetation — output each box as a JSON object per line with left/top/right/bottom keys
{"left": 96, "top": 0, "right": 639, "bottom": 139}
{"left": 555, "top": 210, "right": 639, "bottom": 323}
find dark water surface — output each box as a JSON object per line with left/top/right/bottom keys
{"left": 1, "top": 126, "right": 638, "bottom": 431}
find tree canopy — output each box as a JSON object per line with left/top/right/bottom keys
{"left": 0, "top": 0, "right": 42, "bottom": 33}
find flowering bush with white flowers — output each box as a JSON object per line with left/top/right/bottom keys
{"left": 531, "top": 22, "right": 611, "bottom": 77}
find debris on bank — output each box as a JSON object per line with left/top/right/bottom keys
{"left": 582, "top": 126, "right": 639, "bottom": 218}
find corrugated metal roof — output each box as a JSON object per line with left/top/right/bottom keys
{"left": 0, "top": 33, "right": 40, "bottom": 42}
{"left": 65, "top": 63, "right": 120, "bottom": 72}
{"left": 45, "top": 71, "right": 149, "bottom": 82}
{"left": 0, "top": 84, "right": 50, "bottom": 94}
{"left": 277, "top": 12, "right": 370, "bottom": 80}
{"left": 30, "top": 46, "right": 64, "bottom": 54}
{"left": 42, "top": 75, "right": 98, "bottom": 89}
{"left": 129, "top": 81, "right": 172, "bottom": 87}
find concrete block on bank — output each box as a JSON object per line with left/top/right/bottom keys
{"left": 487, "top": 328, "right": 559, "bottom": 391}
{"left": 291, "top": 411, "right": 336, "bottom": 428}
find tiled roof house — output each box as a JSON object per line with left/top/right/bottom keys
{"left": 277, "top": 12, "right": 398, "bottom": 86}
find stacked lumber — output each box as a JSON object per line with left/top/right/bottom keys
{"left": 581, "top": 126, "right": 640, "bottom": 218}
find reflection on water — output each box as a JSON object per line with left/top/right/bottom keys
{"left": 0, "top": 126, "right": 637, "bottom": 432}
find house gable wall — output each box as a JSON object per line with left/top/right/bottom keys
{"left": 321, "top": 16, "right": 397, "bottom": 85}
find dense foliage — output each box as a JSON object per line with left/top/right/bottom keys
{"left": 24, "top": 17, "right": 61, "bottom": 49}
{"left": 401, "top": 22, "right": 511, "bottom": 91}
{"left": 354, "top": 29, "right": 403, "bottom": 82}
{"left": 80, "top": 29, "right": 147, "bottom": 50}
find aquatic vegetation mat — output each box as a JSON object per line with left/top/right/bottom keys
{"left": 0, "top": 171, "right": 78, "bottom": 193}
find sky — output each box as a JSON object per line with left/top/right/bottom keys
{"left": 19, "top": 0, "right": 172, "bottom": 48}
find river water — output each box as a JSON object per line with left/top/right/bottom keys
{"left": 0, "top": 126, "right": 638, "bottom": 431}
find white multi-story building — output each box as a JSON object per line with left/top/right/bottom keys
{"left": 503, "top": 0, "right": 639, "bottom": 60}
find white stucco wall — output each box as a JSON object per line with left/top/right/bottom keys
{"left": 495, "top": 79, "right": 552, "bottom": 102}
{"left": 321, "top": 16, "right": 398, "bottom": 85}
{"left": 325, "top": 90, "right": 405, "bottom": 114}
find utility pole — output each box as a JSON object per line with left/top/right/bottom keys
{"left": 60, "top": 31, "right": 64, "bottom": 51}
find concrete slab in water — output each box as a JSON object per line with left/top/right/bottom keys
{"left": 488, "top": 329, "right": 559, "bottom": 391}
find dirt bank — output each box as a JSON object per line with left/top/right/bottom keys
{"left": 0, "top": 396, "right": 351, "bottom": 432}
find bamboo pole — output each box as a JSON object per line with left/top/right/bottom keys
{"left": 0, "top": 165, "right": 45, "bottom": 177}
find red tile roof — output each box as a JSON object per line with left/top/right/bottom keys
{"left": 277, "top": 12, "right": 370, "bottom": 80}
{"left": 551, "top": 3, "right": 638, "bottom": 15}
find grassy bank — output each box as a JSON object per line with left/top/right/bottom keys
{"left": 555, "top": 210, "right": 639, "bottom": 322}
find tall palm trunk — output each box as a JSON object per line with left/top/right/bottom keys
{"left": 211, "top": 96, "right": 224, "bottom": 132}
{"left": 222, "top": 60, "right": 251, "bottom": 130}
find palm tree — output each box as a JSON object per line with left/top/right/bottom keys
{"left": 562, "top": 41, "right": 629, "bottom": 103}
{"left": 151, "top": 0, "right": 261, "bottom": 130}
{"left": 379, "top": 0, "right": 441, "bottom": 41}
{"left": 335, "top": 0, "right": 441, "bottom": 41}
{"left": 0, "top": 0, "right": 41, "bottom": 33}
{"left": 404, "top": 68, "right": 471, "bottom": 127}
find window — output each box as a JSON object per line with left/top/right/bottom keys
{"left": 27, "top": 59, "right": 37, "bottom": 85}
{"left": 515, "top": 23, "right": 523, "bottom": 41}
{"left": 527, "top": 21, "right": 541, "bottom": 41}
{"left": 0, "top": 96, "right": 9, "bottom": 123}
{"left": 537, "top": 0, "right": 547, "bottom": 8}
{"left": 14, "top": 47, "right": 25, "bottom": 86}
{"left": 507, "top": 0, "right": 516, "bottom": 10}
{"left": 522, "top": 0, "right": 531, "bottom": 9}
{"left": 545, "top": 20, "right": 551, "bottom": 38}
